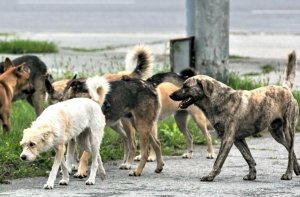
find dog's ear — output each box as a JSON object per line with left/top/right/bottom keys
{"left": 14, "top": 63, "right": 27, "bottom": 77}
{"left": 198, "top": 79, "right": 214, "bottom": 97}
{"left": 45, "top": 78, "right": 54, "bottom": 94}
{"left": 4, "top": 57, "right": 14, "bottom": 71}
{"left": 72, "top": 74, "right": 77, "bottom": 80}
{"left": 42, "top": 131, "right": 51, "bottom": 142}
{"left": 22, "top": 63, "right": 30, "bottom": 75}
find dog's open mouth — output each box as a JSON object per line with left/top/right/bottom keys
{"left": 179, "top": 97, "right": 195, "bottom": 109}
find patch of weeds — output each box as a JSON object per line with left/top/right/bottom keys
{"left": 242, "top": 72, "right": 261, "bottom": 77}
{"left": 228, "top": 73, "right": 268, "bottom": 90}
{"left": 261, "top": 64, "right": 275, "bottom": 74}
{"left": 62, "top": 46, "right": 114, "bottom": 52}
{"left": 229, "top": 54, "right": 249, "bottom": 59}
{"left": 0, "top": 39, "right": 58, "bottom": 54}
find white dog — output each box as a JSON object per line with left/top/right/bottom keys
{"left": 20, "top": 77, "right": 109, "bottom": 189}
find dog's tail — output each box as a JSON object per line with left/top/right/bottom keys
{"left": 125, "top": 44, "right": 153, "bottom": 79}
{"left": 86, "top": 76, "right": 110, "bottom": 106}
{"left": 283, "top": 51, "right": 297, "bottom": 89}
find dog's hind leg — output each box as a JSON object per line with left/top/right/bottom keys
{"left": 66, "top": 139, "right": 77, "bottom": 172}
{"left": 120, "top": 118, "right": 136, "bottom": 169}
{"left": 234, "top": 138, "right": 256, "bottom": 180}
{"left": 111, "top": 121, "right": 132, "bottom": 168}
{"left": 174, "top": 110, "right": 193, "bottom": 159}
{"left": 129, "top": 120, "right": 150, "bottom": 176}
{"left": 86, "top": 139, "right": 105, "bottom": 185}
{"left": 149, "top": 123, "right": 164, "bottom": 173}
{"left": 44, "top": 144, "right": 65, "bottom": 189}
{"left": 269, "top": 103, "right": 299, "bottom": 180}
{"left": 97, "top": 153, "right": 106, "bottom": 180}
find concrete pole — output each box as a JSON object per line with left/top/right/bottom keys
{"left": 185, "top": 0, "right": 195, "bottom": 36}
{"left": 194, "top": 0, "right": 229, "bottom": 82}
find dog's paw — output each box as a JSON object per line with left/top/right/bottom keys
{"left": 59, "top": 179, "right": 69, "bottom": 186}
{"left": 71, "top": 164, "right": 79, "bottom": 172}
{"left": 129, "top": 171, "right": 141, "bottom": 176}
{"left": 134, "top": 155, "right": 141, "bottom": 161}
{"left": 147, "top": 156, "right": 156, "bottom": 162}
{"left": 182, "top": 152, "right": 192, "bottom": 159}
{"left": 243, "top": 174, "right": 256, "bottom": 181}
{"left": 154, "top": 168, "right": 163, "bottom": 173}
{"left": 99, "top": 172, "right": 106, "bottom": 180}
{"left": 85, "top": 179, "right": 95, "bottom": 185}
{"left": 119, "top": 163, "right": 131, "bottom": 170}
{"left": 74, "top": 172, "right": 87, "bottom": 179}
{"left": 281, "top": 173, "right": 292, "bottom": 180}
{"left": 43, "top": 183, "right": 54, "bottom": 189}
{"left": 200, "top": 175, "right": 215, "bottom": 182}
{"left": 206, "top": 153, "right": 214, "bottom": 159}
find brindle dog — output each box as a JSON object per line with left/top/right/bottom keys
{"left": 170, "top": 51, "right": 300, "bottom": 181}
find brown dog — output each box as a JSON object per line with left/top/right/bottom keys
{"left": 0, "top": 55, "right": 49, "bottom": 116}
{"left": 170, "top": 51, "right": 299, "bottom": 181}
{"left": 0, "top": 58, "right": 34, "bottom": 132}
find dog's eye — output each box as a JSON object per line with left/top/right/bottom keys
{"left": 29, "top": 142, "right": 36, "bottom": 147}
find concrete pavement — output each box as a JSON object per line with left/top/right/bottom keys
{"left": 1, "top": 133, "right": 300, "bottom": 196}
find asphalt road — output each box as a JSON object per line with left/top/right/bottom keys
{"left": 0, "top": 0, "right": 299, "bottom": 33}
{"left": 1, "top": 133, "right": 300, "bottom": 196}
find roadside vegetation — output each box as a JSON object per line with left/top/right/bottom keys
{"left": 0, "top": 69, "right": 300, "bottom": 184}
{"left": 0, "top": 39, "right": 58, "bottom": 54}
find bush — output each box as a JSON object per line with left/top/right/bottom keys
{"left": 0, "top": 39, "right": 58, "bottom": 54}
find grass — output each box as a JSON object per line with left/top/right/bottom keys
{"left": 229, "top": 54, "right": 249, "bottom": 59}
{"left": 261, "top": 64, "right": 276, "bottom": 74}
{"left": 0, "top": 39, "right": 58, "bottom": 54}
{"left": 62, "top": 46, "right": 114, "bottom": 53}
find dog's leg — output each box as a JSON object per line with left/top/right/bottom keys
{"left": 31, "top": 80, "right": 46, "bottom": 115}
{"left": 120, "top": 118, "right": 136, "bottom": 169}
{"left": 2, "top": 107, "right": 11, "bottom": 133}
{"left": 174, "top": 111, "right": 193, "bottom": 159}
{"left": 201, "top": 124, "right": 235, "bottom": 182}
{"left": 59, "top": 155, "right": 70, "bottom": 186}
{"left": 44, "top": 144, "right": 65, "bottom": 189}
{"left": 234, "top": 139, "right": 256, "bottom": 180}
{"left": 97, "top": 153, "right": 106, "bottom": 180}
{"left": 111, "top": 122, "right": 131, "bottom": 168}
{"left": 190, "top": 109, "right": 214, "bottom": 159}
{"left": 74, "top": 151, "right": 90, "bottom": 178}
{"left": 66, "top": 139, "right": 77, "bottom": 172}
{"left": 129, "top": 124, "right": 150, "bottom": 176}
{"left": 270, "top": 105, "right": 299, "bottom": 180}
{"left": 86, "top": 135, "right": 105, "bottom": 185}
{"left": 149, "top": 123, "right": 164, "bottom": 173}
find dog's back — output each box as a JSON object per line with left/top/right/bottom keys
{"left": 33, "top": 98, "right": 105, "bottom": 140}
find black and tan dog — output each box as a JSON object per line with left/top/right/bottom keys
{"left": 0, "top": 55, "right": 49, "bottom": 115}
{"left": 0, "top": 58, "right": 34, "bottom": 132}
{"left": 135, "top": 69, "right": 214, "bottom": 160}
{"left": 49, "top": 45, "right": 156, "bottom": 176}
{"left": 170, "top": 51, "right": 300, "bottom": 181}
{"left": 63, "top": 76, "right": 163, "bottom": 177}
